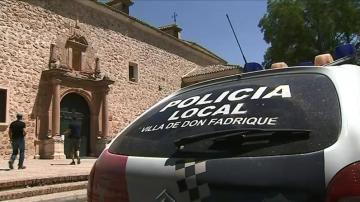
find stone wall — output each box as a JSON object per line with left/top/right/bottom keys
{"left": 0, "top": 0, "right": 214, "bottom": 159}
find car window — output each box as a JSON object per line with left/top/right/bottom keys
{"left": 109, "top": 73, "right": 341, "bottom": 158}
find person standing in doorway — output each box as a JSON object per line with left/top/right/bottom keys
{"left": 8, "top": 113, "right": 26, "bottom": 169}
{"left": 68, "top": 117, "right": 81, "bottom": 165}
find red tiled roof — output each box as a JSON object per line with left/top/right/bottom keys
{"left": 183, "top": 64, "right": 241, "bottom": 78}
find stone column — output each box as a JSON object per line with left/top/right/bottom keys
{"left": 41, "top": 78, "right": 65, "bottom": 159}
{"left": 51, "top": 79, "right": 61, "bottom": 137}
{"left": 89, "top": 113, "right": 98, "bottom": 157}
{"left": 102, "top": 87, "right": 110, "bottom": 139}
{"left": 95, "top": 87, "right": 110, "bottom": 156}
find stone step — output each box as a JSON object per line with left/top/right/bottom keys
{"left": 0, "top": 181, "right": 88, "bottom": 201}
{"left": 0, "top": 175, "right": 88, "bottom": 191}
{"left": 2, "top": 189, "right": 87, "bottom": 202}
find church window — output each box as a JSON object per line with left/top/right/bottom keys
{"left": 0, "top": 88, "right": 7, "bottom": 123}
{"left": 129, "top": 63, "right": 139, "bottom": 82}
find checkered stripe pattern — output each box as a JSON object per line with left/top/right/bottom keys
{"left": 175, "top": 160, "right": 210, "bottom": 202}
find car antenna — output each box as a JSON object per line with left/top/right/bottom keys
{"left": 226, "top": 14, "right": 248, "bottom": 64}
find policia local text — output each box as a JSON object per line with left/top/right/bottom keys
{"left": 160, "top": 85, "right": 291, "bottom": 121}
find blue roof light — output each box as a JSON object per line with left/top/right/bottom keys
{"left": 334, "top": 44, "right": 356, "bottom": 60}
{"left": 298, "top": 61, "right": 314, "bottom": 66}
{"left": 243, "top": 62, "right": 263, "bottom": 72}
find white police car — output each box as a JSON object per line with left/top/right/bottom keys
{"left": 87, "top": 44, "right": 360, "bottom": 202}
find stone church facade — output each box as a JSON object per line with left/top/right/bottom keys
{"left": 0, "top": 0, "right": 226, "bottom": 159}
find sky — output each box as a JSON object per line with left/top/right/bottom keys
{"left": 129, "top": 0, "right": 269, "bottom": 66}
{"left": 99, "top": 0, "right": 269, "bottom": 65}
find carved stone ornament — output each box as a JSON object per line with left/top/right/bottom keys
{"left": 49, "top": 44, "right": 60, "bottom": 69}
{"left": 94, "top": 57, "right": 102, "bottom": 79}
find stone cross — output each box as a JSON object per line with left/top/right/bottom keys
{"left": 172, "top": 12, "right": 178, "bottom": 24}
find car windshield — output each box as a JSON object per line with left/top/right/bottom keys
{"left": 109, "top": 73, "right": 341, "bottom": 159}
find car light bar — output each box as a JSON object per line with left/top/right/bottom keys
{"left": 314, "top": 54, "right": 334, "bottom": 66}
{"left": 325, "top": 44, "right": 358, "bottom": 66}
{"left": 298, "top": 61, "right": 314, "bottom": 66}
{"left": 334, "top": 44, "right": 356, "bottom": 60}
{"left": 243, "top": 62, "right": 263, "bottom": 73}
{"left": 271, "top": 62, "right": 288, "bottom": 69}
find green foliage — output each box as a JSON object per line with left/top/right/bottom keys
{"left": 259, "top": 0, "right": 360, "bottom": 67}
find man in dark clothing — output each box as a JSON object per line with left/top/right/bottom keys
{"left": 8, "top": 113, "right": 26, "bottom": 169}
{"left": 67, "top": 117, "right": 81, "bottom": 165}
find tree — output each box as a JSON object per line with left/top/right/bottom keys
{"left": 259, "top": 0, "right": 360, "bottom": 67}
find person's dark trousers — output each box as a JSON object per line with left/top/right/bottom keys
{"left": 10, "top": 138, "right": 25, "bottom": 167}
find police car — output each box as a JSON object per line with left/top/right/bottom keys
{"left": 87, "top": 44, "right": 360, "bottom": 202}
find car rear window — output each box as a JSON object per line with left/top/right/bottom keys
{"left": 109, "top": 73, "right": 341, "bottom": 158}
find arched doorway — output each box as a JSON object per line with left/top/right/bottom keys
{"left": 60, "top": 93, "right": 90, "bottom": 158}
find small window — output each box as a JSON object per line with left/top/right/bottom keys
{"left": 129, "top": 63, "right": 138, "bottom": 82}
{"left": 0, "top": 89, "right": 7, "bottom": 123}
